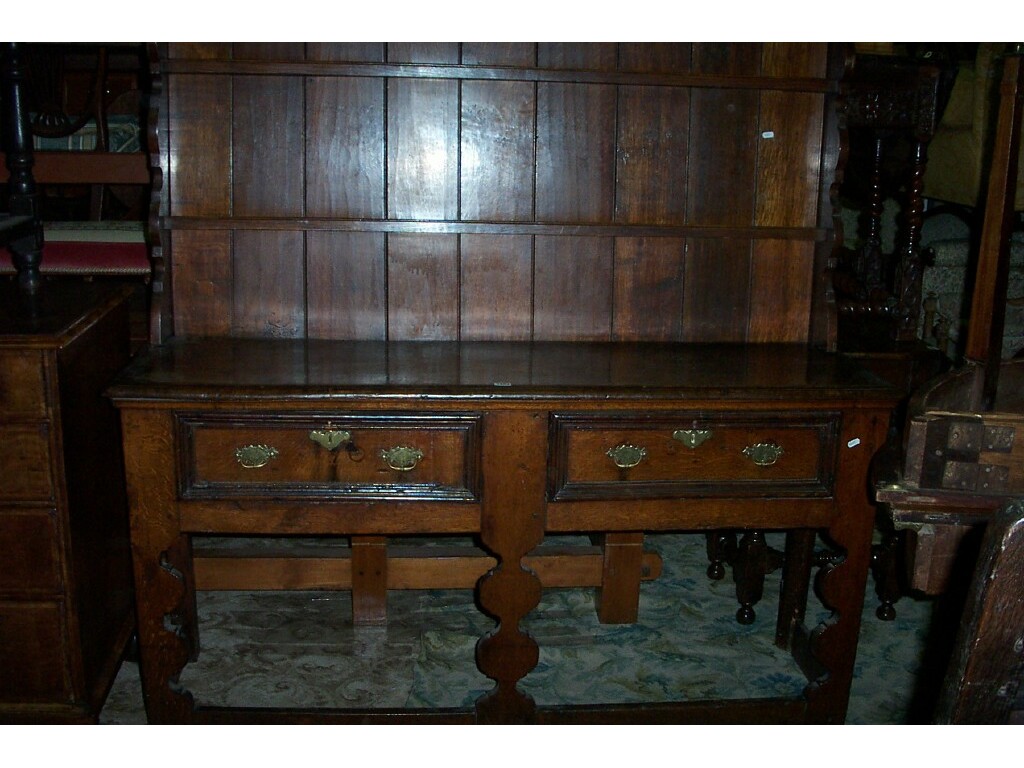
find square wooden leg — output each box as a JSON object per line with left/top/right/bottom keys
{"left": 351, "top": 536, "right": 388, "bottom": 625}
{"left": 595, "top": 532, "right": 644, "bottom": 624}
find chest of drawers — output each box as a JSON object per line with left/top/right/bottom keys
{"left": 108, "top": 338, "right": 898, "bottom": 724}
{"left": 0, "top": 282, "right": 134, "bottom": 722}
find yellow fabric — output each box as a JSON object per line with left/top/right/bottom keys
{"left": 923, "top": 43, "right": 1024, "bottom": 210}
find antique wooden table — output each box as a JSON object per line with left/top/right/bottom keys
{"left": 107, "top": 338, "right": 898, "bottom": 724}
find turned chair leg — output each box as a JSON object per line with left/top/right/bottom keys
{"left": 705, "top": 529, "right": 784, "bottom": 624}
{"left": 871, "top": 531, "right": 903, "bottom": 621}
{"left": 733, "top": 531, "right": 785, "bottom": 625}
{"left": 705, "top": 530, "right": 737, "bottom": 580}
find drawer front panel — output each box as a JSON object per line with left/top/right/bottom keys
{"left": 0, "top": 424, "right": 54, "bottom": 502}
{"left": 0, "top": 351, "right": 46, "bottom": 417}
{"left": 180, "top": 413, "right": 482, "bottom": 501}
{"left": 550, "top": 412, "right": 839, "bottom": 500}
{"left": 0, "top": 509, "right": 62, "bottom": 594}
{"left": 0, "top": 600, "right": 71, "bottom": 702}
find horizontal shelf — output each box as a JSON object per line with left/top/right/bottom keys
{"left": 163, "top": 217, "right": 828, "bottom": 241}
{"left": 162, "top": 60, "right": 836, "bottom": 94}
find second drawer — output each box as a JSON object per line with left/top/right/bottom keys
{"left": 179, "top": 413, "right": 482, "bottom": 501}
{"left": 549, "top": 411, "right": 840, "bottom": 500}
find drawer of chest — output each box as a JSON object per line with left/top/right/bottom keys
{"left": 0, "top": 351, "right": 46, "bottom": 417}
{"left": 0, "top": 509, "right": 62, "bottom": 594}
{"left": 0, "top": 424, "right": 54, "bottom": 502}
{"left": 0, "top": 599, "right": 71, "bottom": 702}
{"left": 549, "top": 412, "right": 840, "bottom": 500}
{"left": 179, "top": 413, "right": 482, "bottom": 501}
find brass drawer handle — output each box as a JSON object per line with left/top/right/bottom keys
{"left": 743, "top": 442, "right": 784, "bottom": 467}
{"left": 606, "top": 444, "right": 647, "bottom": 469}
{"left": 309, "top": 427, "right": 351, "bottom": 451}
{"left": 673, "top": 429, "right": 713, "bottom": 449}
{"left": 381, "top": 445, "right": 424, "bottom": 471}
{"left": 234, "top": 444, "right": 279, "bottom": 469}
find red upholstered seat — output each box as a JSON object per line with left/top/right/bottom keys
{"left": 1, "top": 221, "right": 150, "bottom": 277}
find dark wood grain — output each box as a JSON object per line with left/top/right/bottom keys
{"left": 170, "top": 230, "right": 233, "bottom": 337}
{"left": 612, "top": 237, "right": 685, "bottom": 341}
{"left": 156, "top": 42, "right": 838, "bottom": 348}
{"left": 536, "top": 82, "right": 616, "bottom": 223}
{"left": 460, "top": 234, "right": 533, "bottom": 340}
{"left": 692, "top": 43, "right": 762, "bottom": 76}
{"left": 761, "top": 43, "right": 828, "bottom": 79}
{"left": 306, "top": 76, "right": 385, "bottom": 218}
{"left": 615, "top": 85, "right": 689, "bottom": 225}
{"left": 232, "top": 75, "right": 304, "bottom": 217}
{"left": 306, "top": 231, "right": 387, "bottom": 340}
{"left": 231, "top": 231, "right": 305, "bottom": 338}
{"left": 686, "top": 87, "right": 758, "bottom": 226}
{"left": 755, "top": 91, "right": 824, "bottom": 228}
{"left": 306, "top": 43, "right": 384, "bottom": 63}
{"left": 232, "top": 43, "right": 305, "bottom": 60}
{"left": 534, "top": 235, "right": 613, "bottom": 340}
{"left": 461, "top": 43, "right": 535, "bottom": 67}
{"left": 388, "top": 43, "right": 460, "bottom": 65}
{"left": 618, "top": 43, "right": 691, "bottom": 74}
{"left": 460, "top": 80, "right": 535, "bottom": 221}
{"left": 387, "top": 78, "right": 459, "bottom": 220}
{"left": 748, "top": 240, "right": 815, "bottom": 343}
{"left": 167, "top": 74, "right": 230, "bottom": 216}
{"left": 538, "top": 43, "right": 617, "bottom": 71}
{"left": 682, "top": 238, "right": 752, "bottom": 342}
{"left": 387, "top": 233, "right": 459, "bottom": 340}
{"left": 166, "top": 43, "right": 230, "bottom": 60}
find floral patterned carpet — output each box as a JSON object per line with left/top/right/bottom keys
{"left": 100, "top": 532, "right": 940, "bottom": 724}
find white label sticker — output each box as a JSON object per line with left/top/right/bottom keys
{"left": 847, "top": 438, "right": 861, "bottom": 448}
{"left": 761, "top": 130, "right": 775, "bottom": 139}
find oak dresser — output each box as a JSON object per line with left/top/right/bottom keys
{"left": 112, "top": 42, "right": 900, "bottom": 723}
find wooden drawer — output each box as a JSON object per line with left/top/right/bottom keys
{"left": 0, "top": 423, "right": 54, "bottom": 502}
{"left": 179, "top": 413, "right": 482, "bottom": 501}
{"left": 0, "top": 600, "right": 71, "bottom": 702}
{"left": 0, "top": 351, "right": 46, "bottom": 418}
{"left": 549, "top": 411, "right": 840, "bottom": 500}
{"left": 0, "top": 510, "right": 62, "bottom": 594}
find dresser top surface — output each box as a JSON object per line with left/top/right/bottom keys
{"left": 108, "top": 337, "right": 900, "bottom": 405}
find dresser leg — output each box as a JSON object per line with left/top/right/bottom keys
{"left": 351, "top": 536, "right": 388, "bottom": 625}
{"left": 475, "top": 411, "right": 546, "bottom": 724}
{"left": 594, "top": 532, "right": 644, "bottom": 623}
{"left": 776, "top": 529, "right": 815, "bottom": 649}
{"left": 121, "top": 409, "right": 196, "bottom": 723}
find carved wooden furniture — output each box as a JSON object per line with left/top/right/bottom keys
{"left": 2, "top": 42, "right": 43, "bottom": 292}
{"left": 109, "top": 339, "right": 896, "bottom": 723}
{"left": 0, "top": 281, "right": 135, "bottom": 722}
{"left": 835, "top": 54, "right": 943, "bottom": 349}
{"left": 112, "top": 42, "right": 902, "bottom": 723}
{"left": 0, "top": 42, "right": 152, "bottom": 348}
{"left": 875, "top": 54, "right": 1023, "bottom": 620}
{"left": 933, "top": 497, "right": 1024, "bottom": 724}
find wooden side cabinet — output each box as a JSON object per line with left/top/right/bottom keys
{"left": 0, "top": 281, "right": 134, "bottom": 723}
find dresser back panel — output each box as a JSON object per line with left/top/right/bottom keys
{"left": 156, "top": 43, "right": 841, "bottom": 345}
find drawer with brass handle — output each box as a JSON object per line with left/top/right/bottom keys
{"left": 178, "top": 413, "right": 482, "bottom": 501}
{"left": 549, "top": 411, "right": 839, "bottom": 500}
